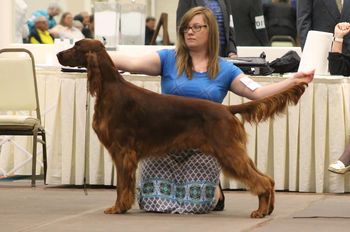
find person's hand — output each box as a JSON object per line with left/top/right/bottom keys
{"left": 292, "top": 70, "right": 315, "bottom": 84}
{"left": 334, "top": 22, "right": 350, "bottom": 39}
{"left": 228, "top": 52, "right": 237, "bottom": 59}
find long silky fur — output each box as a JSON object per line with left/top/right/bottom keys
{"left": 229, "top": 83, "right": 308, "bottom": 123}
{"left": 86, "top": 52, "right": 102, "bottom": 97}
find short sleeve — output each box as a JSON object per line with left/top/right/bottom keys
{"left": 231, "top": 63, "right": 243, "bottom": 78}
{"left": 218, "top": 59, "right": 243, "bottom": 89}
{"left": 157, "top": 49, "right": 176, "bottom": 75}
{"left": 157, "top": 49, "right": 168, "bottom": 65}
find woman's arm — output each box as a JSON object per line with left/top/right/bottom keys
{"left": 230, "top": 70, "right": 315, "bottom": 100}
{"left": 108, "top": 50, "right": 161, "bottom": 76}
{"left": 331, "top": 22, "right": 350, "bottom": 53}
{"left": 328, "top": 22, "right": 350, "bottom": 75}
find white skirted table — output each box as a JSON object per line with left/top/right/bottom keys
{"left": 0, "top": 69, "right": 349, "bottom": 193}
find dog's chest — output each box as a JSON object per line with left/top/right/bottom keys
{"left": 92, "top": 113, "right": 112, "bottom": 147}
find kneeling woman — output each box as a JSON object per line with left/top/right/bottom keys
{"left": 109, "top": 6, "right": 314, "bottom": 213}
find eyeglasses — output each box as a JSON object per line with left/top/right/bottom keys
{"left": 183, "top": 24, "right": 208, "bottom": 33}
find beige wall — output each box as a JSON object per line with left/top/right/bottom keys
{"left": 0, "top": 0, "right": 13, "bottom": 48}
{"left": 64, "top": 0, "right": 92, "bottom": 14}
{"left": 25, "top": 0, "right": 92, "bottom": 17}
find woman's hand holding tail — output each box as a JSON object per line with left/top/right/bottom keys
{"left": 292, "top": 70, "right": 315, "bottom": 84}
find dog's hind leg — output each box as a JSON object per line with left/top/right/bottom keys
{"left": 104, "top": 149, "right": 138, "bottom": 214}
{"left": 248, "top": 159, "right": 275, "bottom": 215}
{"left": 216, "top": 145, "right": 274, "bottom": 218}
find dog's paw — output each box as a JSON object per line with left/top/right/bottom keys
{"left": 104, "top": 206, "right": 126, "bottom": 214}
{"left": 250, "top": 210, "right": 266, "bottom": 218}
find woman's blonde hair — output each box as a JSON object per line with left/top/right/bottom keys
{"left": 176, "top": 6, "right": 220, "bottom": 79}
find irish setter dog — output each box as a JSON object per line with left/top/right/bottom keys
{"left": 57, "top": 39, "right": 307, "bottom": 218}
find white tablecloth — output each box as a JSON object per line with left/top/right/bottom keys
{"left": 1, "top": 69, "right": 349, "bottom": 193}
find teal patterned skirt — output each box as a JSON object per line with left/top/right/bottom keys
{"left": 137, "top": 149, "right": 220, "bottom": 214}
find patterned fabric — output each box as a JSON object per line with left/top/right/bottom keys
{"left": 138, "top": 149, "right": 220, "bottom": 214}
{"left": 137, "top": 49, "right": 240, "bottom": 214}
{"left": 203, "top": 0, "right": 226, "bottom": 47}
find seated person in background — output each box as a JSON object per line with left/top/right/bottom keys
{"left": 263, "top": 0, "right": 296, "bottom": 42}
{"left": 29, "top": 16, "right": 54, "bottom": 44}
{"left": 73, "top": 14, "right": 84, "bottom": 26}
{"left": 145, "top": 16, "right": 156, "bottom": 45}
{"left": 73, "top": 19, "right": 84, "bottom": 31}
{"left": 50, "top": 12, "right": 84, "bottom": 41}
{"left": 80, "top": 11, "right": 90, "bottom": 27}
{"left": 27, "top": 2, "right": 62, "bottom": 32}
{"left": 328, "top": 22, "right": 350, "bottom": 174}
{"left": 74, "top": 13, "right": 93, "bottom": 38}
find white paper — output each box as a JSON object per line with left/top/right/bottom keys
{"left": 95, "top": 11, "right": 118, "bottom": 36}
{"left": 298, "top": 30, "right": 333, "bottom": 75}
{"left": 240, "top": 76, "right": 261, "bottom": 91}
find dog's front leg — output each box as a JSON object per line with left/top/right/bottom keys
{"left": 104, "top": 149, "right": 138, "bottom": 214}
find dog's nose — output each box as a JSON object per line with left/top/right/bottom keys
{"left": 56, "top": 52, "right": 66, "bottom": 65}
{"left": 56, "top": 52, "right": 65, "bottom": 63}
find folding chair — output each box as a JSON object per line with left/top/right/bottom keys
{"left": 0, "top": 48, "right": 47, "bottom": 187}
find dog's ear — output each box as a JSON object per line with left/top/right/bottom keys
{"left": 86, "top": 52, "right": 102, "bottom": 97}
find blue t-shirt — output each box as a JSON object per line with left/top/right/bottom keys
{"left": 157, "top": 49, "right": 242, "bottom": 103}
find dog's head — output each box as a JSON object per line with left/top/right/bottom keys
{"left": 56, "top": 39, "right": 105, "bottom": 68}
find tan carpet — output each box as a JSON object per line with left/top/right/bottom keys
{"left": 292, "top": 195, "right": 350, "bottom": 218}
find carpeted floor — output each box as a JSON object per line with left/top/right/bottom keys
{"left": 292, "top": 195, "right": 350, "bottom": 218}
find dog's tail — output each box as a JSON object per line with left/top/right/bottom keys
{"left": 228, "top": 82, "right": 308, "bottom": 124}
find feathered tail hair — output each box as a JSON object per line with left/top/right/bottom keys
{"left": 229, "top": 82, "right": 308, "bottom": 123}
